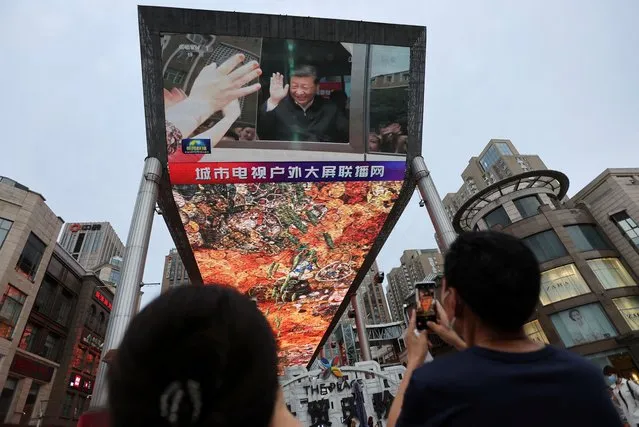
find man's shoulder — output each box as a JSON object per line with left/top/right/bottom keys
{"left": 410, "top": 350, "right": 480, "bottom": 386}
{"left": 410, "top": 346, "right": 602, "bottom": 388}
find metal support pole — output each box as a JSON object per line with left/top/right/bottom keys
{"left": 411, "top": 156, "right": 457, "bottom": 252}
{"left": 91, "top": 157, "right": 162, "bottom": 408}
{"left": 351, "top": 294, "right": 372, "bottom": 361}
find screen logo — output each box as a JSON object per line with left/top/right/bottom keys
{"left": 182, "top": 138, "right": 211, "bottom": 154}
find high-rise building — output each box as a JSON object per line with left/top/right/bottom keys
{"left": 161, "top": 248, "right": 190, "bottom": 293}
{"left": 442, "top": 139, "right": 547, "bottom": 221}
{"left": 357, "top": 261, "right": 391, "bottom": 324}
{"left": 385, "top": 249, "right": 443, "bottom": 323}
{"left": 58, "top": 222, "right": 124, "bottom": 270}
{"left": 386, "top": 267, "right": 409, "bottom": 322}
{"left": 447, "top": 139, "right": 639, "bottom": 377}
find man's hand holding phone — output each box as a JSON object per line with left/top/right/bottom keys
{"left": 404, "top": 311, "right": 430, "bottom": 370}
{"left": 427, "top": 300, "right": 468, "bottom": 351}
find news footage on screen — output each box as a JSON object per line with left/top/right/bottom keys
{"left": 161, "top": 33, "right": 411, "bottom": 154}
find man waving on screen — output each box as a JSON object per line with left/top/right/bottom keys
{"left": 258, "top": 65, "right": 348, "bottom": 143}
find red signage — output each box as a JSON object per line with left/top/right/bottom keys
{"left": 70, "top": 224, "right": 102, "bottom": 233}
{"left": 10, "top": 354, "right": 54, "bottom": 382}
{"left": 95, "top": 290, "right": 112, "bottom": 311}
{"left": 69, "top": 373, "right": 93, "bottom": 393}
{"left": 318, "top": 81, "right": 343, "bottom": 98}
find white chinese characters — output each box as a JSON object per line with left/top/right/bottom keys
{"left": 193, "top": 163, "right": 389, "bottom": 182}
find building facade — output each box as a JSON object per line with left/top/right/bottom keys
{"left": 447, "top": 140, "right": 639, "bottom": 377}
{"left": 0, "top": 177, "right": 63, "bottom": 424}
{"left": 386, "top": 267, "right": 407, "bottom": 323}
{"left": 385, "top": 250, "right": 443, "bottom": 323}
{"left": 58, "top": 223, "right": 124, "bottom": 271}
{"left": 0, "top": 177, "right": 114, "bottom": 426}
{"left": 160, "top": 248, "right": 190, "bottom": 293}
{"left": 16, "top": 245, "right": 113, "bottom": 427}
{"left": 442, "top": 139, "right": 547, "bottom": 221}
{"left": 357, "top": 262, "right": 391, "bottom": 325}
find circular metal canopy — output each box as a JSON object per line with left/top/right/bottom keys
{"left": 452, "top": 170, "right": 569, "bottom": 233}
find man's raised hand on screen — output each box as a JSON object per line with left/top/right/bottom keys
{"left": 268, "top": 72, "right": 289, "bottom": 107}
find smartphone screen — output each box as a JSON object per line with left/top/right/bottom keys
{"left": 415, "top": 282, "right": 437, "bottom": 330}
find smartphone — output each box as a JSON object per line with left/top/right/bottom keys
{"left": 415, "top": 281, "right": 437, "bottom": 331}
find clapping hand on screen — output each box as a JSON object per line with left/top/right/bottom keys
{"left": 189, "top": 53, "right": 262, "bottom": 118}
{"left": 268, "top": 72, "right": 289, "bottom": 106}
{"left": 222, "top": 99, "right": 241, "bottom": 122}
{"left": 163, "top": 87, "right": 187, "bottom": 108}
{"left": 166, "top": 53, "right": 262, "bottom": 139}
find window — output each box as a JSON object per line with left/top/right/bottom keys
{"left": 98, "top": 312, "right": 106, "bottom": 335}
{"left": 73, "top": 233, "right": 85, "bottom": 254}
{"left": 523, "top": 230, "right": 567, "bottom": 263}
{"left": 401, "top": 73, "right": 409, "bottom": 82}
{"left": 612, "top": 211, "right": 639, "bottom": 249}
{"left": 19, "top": 323, "right": 40, "bottom": 352}
{"left": 565, "top": 224, "right": 610, "bottom": 251}
{"left": 33, "top": 278, "right": 56, "bottom": 316}
{"left": 24, "top": 382, "right": 40, "bottom": 418}
{"left": 479, "top": 142, "right": 513, "bottom": 171}
{"left": 0, "top": 218, "right": 12, "bottom": 250}
{"left": 483, "top": 206, "right": 512, "bottom": 229}
{"left": 16, "top": 233, "right": 46, "bottom": 281}
{"left": 61, "top": 393, "right": 74, "bottom": 418}
{"left": 587, "top": 258, "right": 635, "bottom": 290}
{"left": 109, "top": 269, "right": 121, "bottom": 285}
{"left": 513, "top": 196, "right": 541, "bottom": 219}
{"left": 539, "top": 264, "right": 591, "bottom": 305}
{"left": 55, "top": 291, "right": 73, "bottom": 325}
{"left": 0, "top": 377, "right": 18, "bottom": 421}
{"left": 0, "top": 285, "right": 27, "bottom": 339}
{"left": 71, "top": 345, "right": 85, "bottom": 370}
{"left": 85, "top": 353, "right": 95, "bottom": 374}
{"left": 550, "top": 303, "right": 617, "bottom": 347}
{"left": 42, "top": 333, "right": 61, "bottom": 361}
{"left": 164, "top": 68, "right": 186, "bottom": 85}
{"left": 613, "top": 297, "right": 639, "bottom": 331}
{"left": 86, "top": 305, "right": 96, "bottom": 329}
{"left": 185, "top": 34, "right": 206, "bottom": 45}
{"left": 523, "top": 320, "right": 549, "bottom": 344}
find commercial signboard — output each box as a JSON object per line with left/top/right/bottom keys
{"left": 139, "top": 6, "right": 426, "bottom": 368}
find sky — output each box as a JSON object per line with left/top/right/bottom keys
{"left": 1, "top": 0, "right": 638, "bottom": 310}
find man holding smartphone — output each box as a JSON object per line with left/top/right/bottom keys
{"left": 387, "top": 231, "right": 623, "bottom": 427}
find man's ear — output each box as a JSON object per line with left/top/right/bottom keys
{"left": 451, "top": 288, "right": 464, "bottom": 319}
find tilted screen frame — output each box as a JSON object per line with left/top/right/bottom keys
{"left": 138, "top": 5, "right": 426, "bottom": 367}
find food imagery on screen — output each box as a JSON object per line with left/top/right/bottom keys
{"left": 172, "top": 178, "right": 402, "bottom": 367}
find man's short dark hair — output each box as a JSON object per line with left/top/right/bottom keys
{"left": 603, "top": 365, "right": 617, "bottom": 376}
{"left": 108, "top": 285, "right": 278, "bottom": 427}
{"left": 444, "top": 231, "right": 541, "bottom": 332}
{"left": 291, "top": 65, "right": 319, "bottom": 84}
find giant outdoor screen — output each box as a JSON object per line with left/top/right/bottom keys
{"left": 139, "top": 6, "right": 426, "bottom": 368}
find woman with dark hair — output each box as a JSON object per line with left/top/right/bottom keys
{"left": 107, "top": 285, "right": 299, "bottom": 427}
